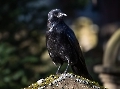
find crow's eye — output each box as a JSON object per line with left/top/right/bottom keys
{"left": 54, "top": 12, "right": 58, "bottom": 17}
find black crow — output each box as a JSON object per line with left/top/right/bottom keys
{"left": 46, "top": 9, "right": 92, "bottom": 80}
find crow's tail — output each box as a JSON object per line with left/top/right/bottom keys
{"left": 71, "top": 59, "right": 92, "bottom": 80}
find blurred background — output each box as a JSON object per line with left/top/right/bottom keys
{"left": 0, "top": 0, "right": 120, "bottom": 88}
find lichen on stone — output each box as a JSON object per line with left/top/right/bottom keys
{"left": 24, "top": 73, "right": 107, "bottom": 89}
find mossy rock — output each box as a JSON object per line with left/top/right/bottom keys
{"left": 24, "top": 73, "right": 107, "bottom": 89}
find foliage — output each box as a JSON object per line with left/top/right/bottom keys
{"left": 0, "top": 0, "right": 50, "bottom": 88}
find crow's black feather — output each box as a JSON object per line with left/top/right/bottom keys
{"left": 46, "top": 9, "right": 92, "bottom": 80}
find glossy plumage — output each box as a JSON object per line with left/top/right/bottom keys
{"left": 46, "top": 9, "right": 92, "bottom": 80}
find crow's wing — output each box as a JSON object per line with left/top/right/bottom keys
{"left": 65, "top": 26, "right": 86, "bottom": 66}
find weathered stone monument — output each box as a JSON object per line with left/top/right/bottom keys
{"left": 94, "top": 29, "right": 120, "bottom": 89}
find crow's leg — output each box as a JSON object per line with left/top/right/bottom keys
{"left": 64, "top": 56, "right": 70, "bottom": 73}
{"left": 56, "top": 65, "right": 62, "bottom": 74}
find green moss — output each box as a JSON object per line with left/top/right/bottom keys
{"left": 24, "top": 73, "right": 107, "bottom": 89}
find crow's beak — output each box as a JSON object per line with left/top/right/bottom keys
{"left": 57, "top": 12, "right": 67, "bottom": 18}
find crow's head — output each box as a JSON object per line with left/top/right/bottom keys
{"left": 48, "top": 9, "right": 67, "bottom": 22}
